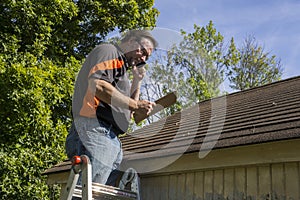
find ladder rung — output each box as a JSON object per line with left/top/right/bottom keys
{"left": 73, "top": 182, "right": 137, "bottom": 200}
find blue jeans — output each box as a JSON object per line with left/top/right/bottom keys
{"left": 65, "top": 117, "right": 123, "bottom": 185}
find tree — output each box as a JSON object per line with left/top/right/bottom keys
{"left": 227, "top": 35, "right": 283, "bottom": 91}
{"left": 0, "top": 52, "right": 81, "bottom": 199}
{"left": 138, "top": 21, "right": 235, "bottom": 124}
{"left": 0, "top": 0, "right": 159, "bottom": 199}
{"left": 0, "top": 0, "right": 159, "bottom": 63}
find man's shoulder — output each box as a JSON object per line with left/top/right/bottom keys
{"left": 94, "top": 43, "right": 118, "bottom": 52}
{"left": 88, "top": 43, "right": 122, "bottom": 61}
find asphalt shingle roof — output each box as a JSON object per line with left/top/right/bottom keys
{"left": 121, "top": 76, "right": 300, "bottom": 160}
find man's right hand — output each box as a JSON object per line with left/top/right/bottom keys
{"left": 135, "top": 100, "right": 156, "bottom": 115}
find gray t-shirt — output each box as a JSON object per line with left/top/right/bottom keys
{"left": 72, "top": 43, "right": 131, "bottom": 133}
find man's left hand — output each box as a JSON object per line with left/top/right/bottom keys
{"left": 132, "top": 65, "right": 146, "bottom": 81}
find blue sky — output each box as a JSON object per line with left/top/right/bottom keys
{"left": 153, "top": 0, "right": 300, "bottom": 79}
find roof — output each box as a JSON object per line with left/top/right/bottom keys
{"left": 121, "top": 76, "right": 300, "bottom": 160}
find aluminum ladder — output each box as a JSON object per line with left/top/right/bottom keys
{"left": 60, "top": 155, "right": 140, "bottom": 200}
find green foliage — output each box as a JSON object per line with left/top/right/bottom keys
{"left": 227, "top": 36, "right": 283, "bottom": 91}
{"left": 175, "top": 21, "right": 229, "bottom": 99}
{"left": 224, "top": 38, "right": 240, "bottom": 67}
{"left": 0, "top": 147, "right": 61, "bottom": 199}
{"left": 0, "top": 0, "right": 159, "bottom": 63}
{"left": 0, "top": 53, "right": 81, "bottom": 199}
{"left": 0, "top": 0, "right": 158, "bottom": 198}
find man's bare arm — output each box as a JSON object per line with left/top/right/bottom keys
{"left": 89, "top": 78, "right": 154, "bottom": 114}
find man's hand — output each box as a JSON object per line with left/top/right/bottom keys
{"left": 132, "top": 65, "right": 146, "bottom": 81}
{"left": 130, "top": 65, "right": 146, "bottom": 102}
{"left": 133, "top": 92, "right": 177, "bottom": 124}
{"left": 135, "top": 100, "right": 156, "bottom": 115}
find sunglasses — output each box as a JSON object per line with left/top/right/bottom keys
{"left": 135, "top": 39, "right": 149, "bottom": 60}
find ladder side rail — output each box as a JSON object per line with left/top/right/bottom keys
{"left": 60, "top": 165, "right": 80, "bottom": 200}
{"left": 81, "top": 155, "right": 92, "bottom": 200}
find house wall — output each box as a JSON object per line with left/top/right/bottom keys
{"left": 140, "top": 161, "right": 300, "bottom": 200}
{"left": 138, "top": 139, "right": 300, "bottom": 200}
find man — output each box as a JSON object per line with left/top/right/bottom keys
{"left": 66, "top": 30, "right": 158, "bottom": 186}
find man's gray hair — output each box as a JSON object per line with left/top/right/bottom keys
{"left": 121, "top": 29, "right": 158, "bottom": 49}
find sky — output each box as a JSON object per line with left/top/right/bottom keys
{"left": 152, "top": 0, "right": 300, "bottom": 80}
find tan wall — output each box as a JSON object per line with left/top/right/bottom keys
{"left": 140, "top": 161, "right": 300, "bottom": 200}
{"left": 137, "top": 139, "right": 300, "bottom": 200}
